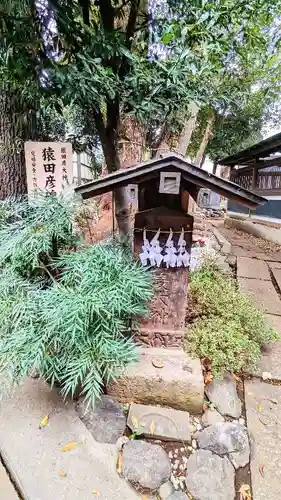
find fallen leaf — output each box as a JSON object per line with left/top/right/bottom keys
{"left": 259, "top": 464, "right": 265, "bottom": 477}
{"left": 257, "top": 402, "right": 263, "bottom": 412}
{"left": 204, "top": 372, "right": 213, "bottom": 385}
{"left": 61, "top": 442, "right": 78, "bottom": 452}
{"left": 239, "top": 484, "right": 252, "bottom": 500}
{"left": 116, "top": 453, "right": 123, "bottom": 474}
{"left": 131, "top": 415, "right": 138, "bottom": 430}
{"left": 91, "top": 490, "right": 100, "bottom": 496}
{"left": 58, "top": 471, "right": 67, "bottom": 478}
{"left": 201, "top": 357, "right": 212, "bottom": 372}
{"left": 40, "top": 415, "right": 49, "bottom": 428}
{"left": 189, "top": 424, "right": 197, "bottom": 433}
{"left": 150, "top": 420, "right": 155, "bottom": 435}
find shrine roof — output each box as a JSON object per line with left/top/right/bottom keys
{"left": 75, "top": 153, "right": 266, "bottom": 209}
{"left": 218, "top": 131, "right": 281, "bottom": 167}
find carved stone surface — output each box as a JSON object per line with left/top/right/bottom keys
{"left": 133, "top": 206, "right": 192, "bottom": 348}
{"left": 136, "top": 267, "right": 188, "bottom": 348}
{"left": 133, "top": 329, "right": 184, "bottom": 348}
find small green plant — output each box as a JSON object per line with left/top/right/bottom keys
{"left": 185, "top": 254, "right": 278, "bottom": 376}
{"left": 0, "top": 194, "right": 152, "bottom": 407}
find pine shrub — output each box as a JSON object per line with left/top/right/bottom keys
{"left": 185, "top": 256, "right": 279, "bottom": 376}
{"left": 0, "top": 194, "right": 152, "bottom": 406}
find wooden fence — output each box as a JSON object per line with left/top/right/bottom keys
{"left": 230, "top": 165, "right": 281, "bottom": 196}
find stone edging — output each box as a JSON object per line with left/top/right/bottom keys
{"left": 208, "top": 222, "right": 232, "bottom": 254}
{"left": 225, "top": 216, "right": 281, "bottom": 245}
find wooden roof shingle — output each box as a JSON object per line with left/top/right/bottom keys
{"left": 75, "top": 153, "right": 266, "bottom": 209}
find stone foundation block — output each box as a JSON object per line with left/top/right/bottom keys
{"left": 106, "top": 348, "right": 204, "bottom": 414}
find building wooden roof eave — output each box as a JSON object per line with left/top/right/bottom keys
{"left": 75, "top": 153, "right": 266, "bottom": 209}
{"left": 218, "top": 132, "right": 281, "bottom": 167}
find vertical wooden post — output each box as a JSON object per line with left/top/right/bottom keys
{"left": 77, "top": 153, "right": 82, "bottom": 186}
{"left": 249, "top": 167, "right": 257, "bottom": 218}
{"left": 252, "top": 167, "right": 257, "bottom": 190}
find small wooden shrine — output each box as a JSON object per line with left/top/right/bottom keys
{"left": 75, "top": 153, "right": 266, "bottom": 348}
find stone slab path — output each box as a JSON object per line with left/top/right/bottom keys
{"left": 245, "top": 380, "right": 281, "bottom": 500}
{"left": 238, "top": 278, "right": 281, "bottom": 315}
{"left": 213, "top": 221, "right": 281, "bottom": 500}
{"left": 127, "top": 403, "right": 191, "bottom": 442}
{"left": 237, "top": 257, "right": 271, "bottom": 280}
{"left": 0, "top": 378, "right": 140, "bottom": 500}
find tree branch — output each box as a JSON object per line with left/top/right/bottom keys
{"left": 78, "top": 0, "right": 90, "bottom": 25}
{"left": 96, "top": 0, "right": 114, "bottom": 31}
{"left": 93, "top": 105, "right": 120, "bottom": 172}
{"left": 126, "top": 0, "right": 141, "bottom": 46}
{"left": 118, "top": 0, "right": 141, "bottom": 81}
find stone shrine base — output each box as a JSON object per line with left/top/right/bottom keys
{"left": 106, "top": 348, "right": 204, "bottom": 414}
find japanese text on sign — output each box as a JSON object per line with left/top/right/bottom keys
{"left": 25, "top": 142, "right": 72, "bottom": 196}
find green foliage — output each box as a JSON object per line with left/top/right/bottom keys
{"left": 185, "top": 259, "right": 278, "bottom": 376}
{"left": 0, "top": 194, "right": 152, "bottom": 406}
{"left": 3, "top": 0, "right": 281, "bottom": 178}
{"left": 0, "top": 192, "right": 79, "bottom": 281}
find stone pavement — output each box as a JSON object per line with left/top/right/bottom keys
{"left": 213, "top": 221, "right": 281, "bottom": 500}
{"left": 245, "top": 380, "right": 281, "bottom": 500}
{"left": 0, "top": 378, "right": 140, "bottom": 500}
{"left": 0, "top": 460, "right": 18, "bottom": 499}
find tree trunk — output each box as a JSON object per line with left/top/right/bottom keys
{"left": 114, "top": 115, "right": 146, "bottom": 236}
{"left": 155, "top": 138, "right": 170, "bottom": 157}
{"left": 0, "top": 90, "right": 27, "bottom": 199}
{"left": 212, "top": 160, "right": 218, "bottom": 175}
{"left": 177, "top": 102, "right": 199, "bottom": 155}
{"left": 118, "top": 115, "right": 146, "bottom": 167}
{"left": 0, "top": 85, "right": 39, "bottom": 200}
{"left": 195, "top": 113, "right": 214, "bottom": 167}
{"left": 114, "top": 186, "right": 131, "bottom": 237}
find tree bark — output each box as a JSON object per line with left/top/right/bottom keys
{"left": 177, "top": 102, "right": 199, "bottom": 155}
{"left": 114, "top": 186, "right": 131, "bottom": 237}
{"left": 98, "top": 115, "right": 146, "bottom": 237}
{"left": 0, "top": 84, "right": 40, "bottom": 200}
{"left": 155, "top": 137, "right": 171, "bottom": 157}
{"left": 115, "top": 115, "right": 146, "bottom": 235}
{"left": 118, "top": 115, "right": 146, "bottom": 167}
{"left": 0, "top": 90, "right": 27, "bottom": 199}
{"left": 195, "top": 113, "right": 214, "bottom": 167}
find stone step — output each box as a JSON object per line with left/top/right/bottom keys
{"left": 127, "top": 403, "right": 191, "bottom": 442}
{"left": 0, "top": 378, "right": 140, "bottom": 500}
{"left": 106, "top": 348, "right": 204, "bottom": 414}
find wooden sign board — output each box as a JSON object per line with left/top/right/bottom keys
{"left": 24, "top": 141, "right": 73, "bottom": 196}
